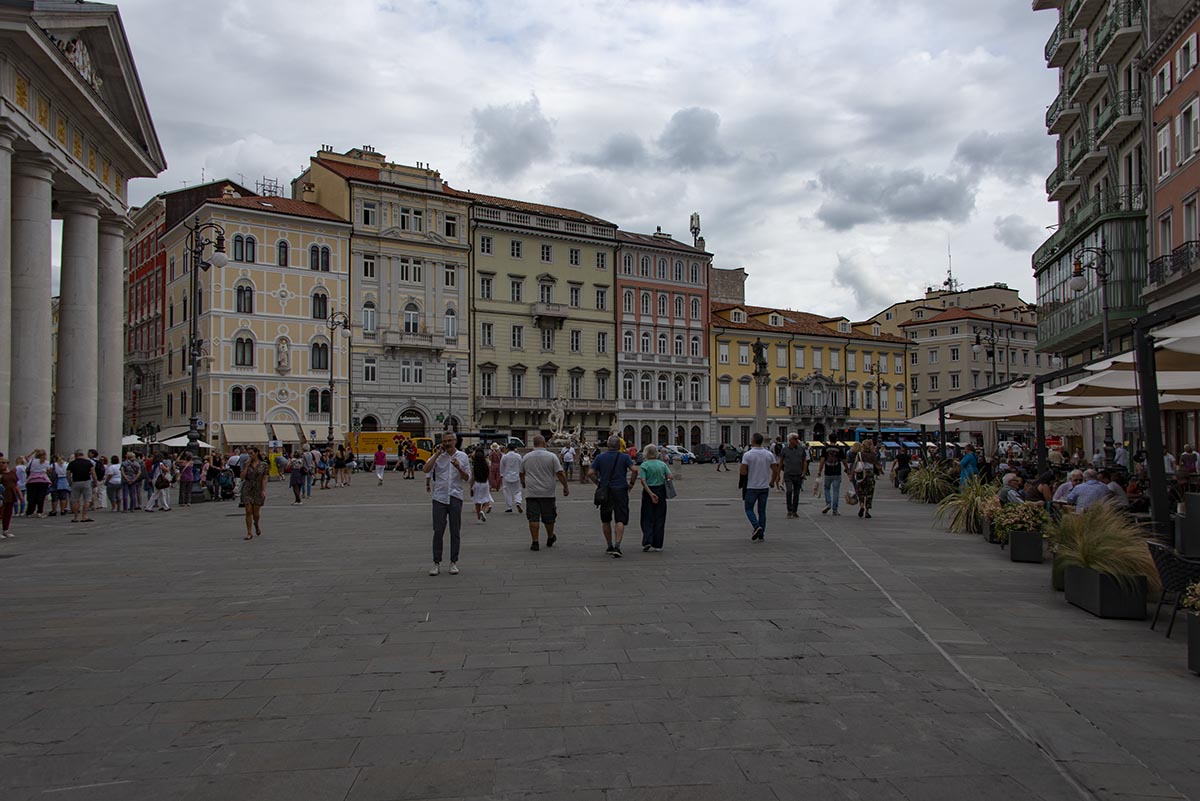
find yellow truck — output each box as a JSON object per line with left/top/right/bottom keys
{"left": 350, "top": 431, "right": 434, "bottom": 469}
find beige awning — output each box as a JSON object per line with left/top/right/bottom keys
{"left": 220, "top": 423, "right": 271, "bottom": 445}
{"left": 269, "top": 423, "right": 306, "bottom": 444}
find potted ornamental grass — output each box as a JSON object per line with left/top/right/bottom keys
{"left": 992, "top": 502, "right": 1052, "bottom": 563}
{"left": 1184, "top": 581, "right": 1200, "bottom": 676}
{"left": 936, "top": 477, "right": 1000, "bottom": 535}
{"left": 1050, "top": 503, "right": 1159, "bottom": 620}
{"left": 906, "top": 462, "right": 955, "bottom": 505}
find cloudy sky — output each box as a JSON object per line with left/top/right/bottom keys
{"left": 107, "top": 0, "right": 1060, "bottom": 318}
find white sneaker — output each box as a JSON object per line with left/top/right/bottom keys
{"left": 429, "top": 564, "right": 440, "bottom": 576}
{"left": 449, "top": 563, "right": 460, "bottom": 575}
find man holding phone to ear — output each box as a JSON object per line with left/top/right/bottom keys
{"left": 424, "top": 430, "right": 471, "bottom": 576}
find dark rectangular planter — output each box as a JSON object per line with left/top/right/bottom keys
{"left": 1009, "top": 530, "right": 1044, "bottom": 563}
{"left": 1064, "top": 565, "right": 1148, "bottom": 620}
{"left": 983, "top": 518, "right": 999, "bottom": 544}
{"left": 1190, "top": 613, "right": 1200, "bottom": 676}
{"left": 1176, "top": 500, "right": 1200, "bottom": 556}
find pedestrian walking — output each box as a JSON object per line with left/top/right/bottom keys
{"left": 780, "top": 433, "right": 808, "bottom": 518}
{"left": 589, "top": 436, "right": 638, "bottom": 557}
{"left": 103, "top": 455, "right": 122, "bottom": 512}
{"left": 14, "top": 456, "right": 27, "bottom": 516}
{"left": 740, "top": 433, "right": 780, "bottom": 541}
{"left": 520, "top": 435, "right": 570, "bottom": 551}
{"left": 1, "top": 456, "right": 23, "bottom": 538}
{"left": 333, "top": 446, "right": 347, "bottom": 487}
{"left": 958, "top": 443, "right": 979, "bottom": 487}
{"left": 424, "top": 431, "right": 470, "bottom": 575}
{"left": 374, "top": 445, "right": 387, "bottom": 485}
{"left": 818, "top": 442, "right": 845, "bottom": 516}
{"left": 471, "top": 447, "right": 494, "bottom": 523}
{"left": 175, "top": 454, "right": 196, "bottom": 507}
{"left": 499, "top": 442, "right": 524, "bottom": 513}
{"left": 288, "top": 452, "right": 306, "bottom": 504}
{"left": 716, "top": 442, "right": 730, "bottom": 472}
{"left": 66, "top": 449, "right": 96, "bottom": 523}
{"left": 488, "top": 443, "right": 502, "bottom": 491}
{"left": 853, "top": 440, "right": 882, "bottom": 519}
{"left": 637, "top": 444, "right": 672, "bottom": 552}
{"left": 120, "top": 451, "right": 142, "bottom": 511}
{"left": 24, "top": 449, "right": 52, "bottom": 518}
{"left": 143, "top": 455, "right": 172, "bottom": 512}
{"left": 561, "top": 444, "right": 576, "bottom": 480}
{"left": 302, "top": 447, "right": 317, "bottom": 496}
{"left": 240, "top": 447, "right": 269, "bottom": 539}
{"left": 90, "top": 453, "right": 106, "bottom": 512}
{"left": 49, "top": 454, "right": 70, "bottom": 517}
{"left": 579, "top": 445, "right": 592, "bottom": 484}
{"left": 405, "top": 441, "right": 419, "bottom": 480}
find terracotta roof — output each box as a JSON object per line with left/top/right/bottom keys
{"left": 442, "top": 184, "right": 614, "bottom": 226}
{"left": 205, "top": 196, "right": 349, "bottom": 224}
{"left": 312, "top": 158, "right": 382, "bottom": 183}
{"left": 710, "top": 303, "right": 907, "bottom": 344}
{"left": 616, "top": 229, "right": 709, "bottom": 255}
{"left": 897, "top": 307, "right": 1032, "bottom": 327}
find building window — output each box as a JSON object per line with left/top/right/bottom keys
{"left": 569, "top": 248, "right": 581, "bottom": 266}
{"left": 597, "top": 331, "right": 608, "bottom": 353}
{"left": 691, "top": 298, "right": 700, "bottom": 319}
{"left": 657, "top": 258, "right": 667, "bottom": 279}
{"left": 689, "top": 376, "right": 701, "bottom": 402}
{"left": 717, "top": 381, "right": 730, "bottom": 407}
{"left": 320, "top": 246, "right": 330, "bottom": 271}
{"left": 739, "top": 383, "right": 750, "bottom": 407}
{"left": 512, "top": 325, "right": 524, "bottom": 349}
{"left": 675, "top": 296, "right": 684, "bottom": 319}
{"left": 480, "top": 235, "right": 493, "bottom": 255}
{"left": 398, "top": 258, "right": 422, "bottom": 283}
{"left": 570, "top": 329, "right": 582, "bottom": 352}
{"left": 363, "top": 357, "right": 376, "bottom": 382}
{"left": 596, "top": 374, "right": 609, "bottom": 399}
{"left": 480, "top": 371, "right": 495, "bottom": 397}
{"left": 444, "top": 308, "right": 457, "bottom": 338}
{"left": 400, "top": 360, "right": 411, "bottom": 383}
{"left": 658, "top": 294, "right": 668, "bottom": 317}
{"left": 541, "top": 244, "right": 553, "bottom": 263}
{"left": 641, "top": 331, "right": 652, "bottom": 352}
{"left": 362, "top": 302, "right": 376, "bottom": 333}
{"left": 674, "top": 334, "right": 684, "bottom": 356}
{"left": 235, "top": 285, "right": 254, "bottom": 314}
{"left": 480, "top": 275, "right": 493, "bottom": 299}
{"left": 362, "top": 201, "right": 377, "bottom": 226}
{"left": 951, "top": 373, "right": 960, "bottom": 390}
{"left": 511, "top": 372, "right": 524, "bottom": 397}
{"left": 623, "top": 372, "right": 634, "bottom": 400}
{"left": 540, "top": 374, "right": 555, "bottom": 399}
{"left": 641, "top": 292, "right": 651, "bottom": 315}
{"left": 511, "top": 240, "right": 523, "bottom": 259}
{"left": 776, "top": 385, "right": 789, "bottom": 407}
{"left": 813, "top": 349, "right": 822, "bottom": 370}
{"left": 929, "top": 375, "right": 939, "bottom": 391}
{"left": 235, "top": 337, "right": 254, "bottom": 366}
{"left": 413, "top": 361, "right": 424, "bottom": 383}
{"left": 362, "top": 253, "right": 375, "bottom": 278}
{"left": 312, "top": 292, "right": 328, "bottom": 320}
{"left": 277, "top": 240, "right": 289, "bottom": 267}
{"left": 1159, "top": 123, "right": 1172, "bottom": 180}
{"left": 539, "top": 283, "right": 554, "bottom": 304}
{"left": 830, "top": 349, "right": 841, "bottom": 370}
{"left": 569, "top": 373, "right": 582, "bottom": 399}
{"left": 542, "top": 328, "right": 555, "bottom": 351}
{"left": 640, "top": 373, "right": 652, "bottom": 400}
{"left": 444, "top": 265, "right": 456, "bottom": 287}
{"left": 312, "top": 342, "right": 329, "bottom": 371}
{"left": 596, "top": 252, "right": 607, "bottom": 270}
{"left": 444, "top": 214, "right": 458, "bottom": 238}
{"left": 595, "top": 288, "right": 607, "bottom": 310}
{"left": 232, "top": 234, "right": 244, "bottom": 262}
{"left": 738, "top": 344, "right": 749, "bottom": 365}
{"left": 511, "top": 279, "right": 524, "bottom": 302}
{"left": 776, "top": 346, "right": 787, "bottom": 368}
{"left": 657, "top": 334, "right": 668, "bottom": 355}
{"left": 403, "top": 303, "right": 420, "bottom": 334}
{"left": 623, "top": 330, "right": 634, "bottom": 351}
{"left": 673, "top": 260, "right": 683, "bottom": 281}
{"left": 719, "top": 342, "right": 729, "bottom": 364}
{"left": 929, "top": 349, "right": 939, "bottom": 364}
{"left": 230, "top": 387, "right": 243, "bottom": 412}
{"left": 849, "top": 388, "right": 858, "bottom": 408}
{"left": 838, "top": 321, "right": 850, "bottom": 333}
{"left": 309, "top": 244, "right": 320, "bottom": 270}
{"left": 657, "top": 375, "right": 669, "bottom": 401}
{"left": 950, "top": 346, "right": 959, "bottom": 362}
{"left": 481, "top": 322, "right": 494, "bottom": 347}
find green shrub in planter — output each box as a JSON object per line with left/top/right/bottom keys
{"left": 992, "top": 503, "right": 1051, "bottom": 546}
{"left": 936, "top": 477, "right": 1001, "bottom": 534}
{"left": 906, "top": 462, "right": 955, "bottom": 505}
{"left": 1050, "top": 503, "right": 1160, "bottom": 619}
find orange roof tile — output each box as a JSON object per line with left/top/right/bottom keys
{"left": 205, "top": 196, "right": 348, "bottom": 224}
{"left": 312, "top": 158, "right": 382, "bottom": 183}
{"left": 897, "top": 308, "right": 1013, "bottom": 327}
{"left": 442, "top": 184, "right": 614, "bottom": 226}
{"left": 710, "top": 303, "right": 907, "bottom": 344}
{"left": 616, "top": 229, "right": 709, "bottom": 255}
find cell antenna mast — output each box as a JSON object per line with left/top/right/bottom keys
{"left": 943, "top": 243, "right": 961, "bottom": 292}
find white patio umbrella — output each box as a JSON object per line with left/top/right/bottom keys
{"left": 907, "top": 408, "right": 963, "bottom": 427}
{"left": 1051, "top": 369, "right": 1200, "bottom": 397}
{"left": 121, "top": 434, "right": 144, "bottom": 446}
{"left": 157, "top": 435, "right": 213, "bottom": 449}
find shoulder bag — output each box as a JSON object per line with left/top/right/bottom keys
{"left": 664, "top": 476, "right": 678, "bottom": 499}
{"left": 593, "top": 453, "right": 620, "bottom": 507}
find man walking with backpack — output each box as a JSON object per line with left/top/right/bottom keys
{"left": 589, "top": 436, "right": 638, "bottom": 558}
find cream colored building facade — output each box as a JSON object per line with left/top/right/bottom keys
{"left": 160, "top": 193, "right": 351, "bottom": 451}
{"left": 294, "top": 146, "right": 471, "bottom": 436}
{"left": 871, "top": 283, "right": 1028, "bottom": 337}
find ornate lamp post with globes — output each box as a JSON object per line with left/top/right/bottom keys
{"left": 326, "top": 311, "right": 352, "bottom": 448}
{"left": 1069, "top": 241, "right": 1115, "bottom": 465}
{"left": 184, "top": 216, "right": 227, "bottom": 458}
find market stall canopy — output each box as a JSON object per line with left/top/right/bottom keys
{"left": 901, "top": 441, "right": 922, "bottom": 448}
{"left": 1084, "top": 340, "right": 1200, "bottom": 372}
{"left": 1048, "top": 393, "right": 1200, "bottom": 410}
{"left": 1050, "top": 370, "right": 1200, "bottom": 397}
{"left": 220, "top": 423, "right": 272, "bottom": 444}
{"left": 1152, "top": 317, "right": 1200, "bottom": 339}
{"left": 907, "top": 409, "right": 963, "bottom": 426}
{"left": 157, "top": 435, "right": 214, "bottom": 449}
{"left": 269, "top": 423, "right": 306, "bottom": 444}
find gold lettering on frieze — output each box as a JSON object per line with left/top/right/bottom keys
{"left": 102, "top": 160, "right": 110, "bottom": 183}
{"left": 88, "top": 146, "right": 96, "bottom": 173}
{"left": 73, "top": 133, "right": 83, "bottom": 159}
{"left": 37, "top": 96, "right": 49, "bottom": 129}
{"left": 55, "top": 115, "right": 68, "bottom": 145}
{"left": 15, "top": 74, "right": 29, "bottom": 110}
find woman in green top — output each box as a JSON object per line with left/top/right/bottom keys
{"left": 638, "top": 444, "right": 674, "bottom": 552}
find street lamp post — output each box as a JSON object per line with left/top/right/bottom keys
{"left": 972, "top": 327, "right": 1000, "bottom": 387}
{"left": 1069, "top": 241, "right": 1115, "bottom": 465}
{"left": 184, "top": 216, "right": 227, "bottom": 459}
{"left": 325, "top": 311, "right": 352, "bottom": 448}
{"left": 868, "top": 362, "right": 888, "bottom": 439}
{"left": 673, "top": 375, "right": 685, "bottom": 446}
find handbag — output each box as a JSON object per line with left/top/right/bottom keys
{"left": 593, "top": 453, "right": 620, "bottom": 506}
{"left": 664, "top": 478, "right": 677, "bottom": 499}
{"left": 154, "top": 469, "right": 170, "bottom": 490}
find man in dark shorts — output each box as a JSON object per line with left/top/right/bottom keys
{"left": 520, "top": 435, "right": 569, "bottom": 551}
{"left": 589, "top": 435, "right": 638, "bottom": 558}
{"left": 66, "top": 449, "right": 96, "bottom": 523}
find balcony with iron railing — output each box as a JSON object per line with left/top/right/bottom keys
{"left": 475, "top": 395, "right": 617, "bottom": 412}
{"left": 1071, "top": 130, "right": 1106, "bottom": 177}
{"left": 1034, "top": 185, "right": 1146, "bottom": 267}
{"left": 1096, "top": 90, "right": 1143, "bottom": 147}
{"left": 1066, "top": 52, "right": 1104, "bottom": 105}
{"left": 1096, "top": 0, "right": 1143, "bottom": 66}
{"left": 381, "top": 329, "right": 441, "bottom": 350}
{"left": 1032, "top": 0, "right": 1063, "bottom": 11}
{"left": 1046, "top": 163, "right": 1080, "bottom": 202}
{"left": 1068, "top": 0, "right": 1106, "bottom": 29}
{"left": 1147, "top": 241, "right": 1200, "bottom": 294}
{"left": 1047, "top": 92, "right": 1081, "bottom": 135}
{"left": 1046, "top": 22, "right": 1081, "bottom": 68}
{"left": 790, "top": 405, "right": 850, "bottom": 419}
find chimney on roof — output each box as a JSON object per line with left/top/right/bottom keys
{"left": 653, "top": 226, "right": 671, "bottom": 239}
{"left": 696, "top": 236, "right": 705, "bottom": 251}
{"left": 301, "top": 182, "right": 316, "bottom": 203}
{"left": 221, "top": 184, "right": 238, "bottom": 199}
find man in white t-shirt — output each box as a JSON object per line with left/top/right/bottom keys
{"left": 423, "top": 431, "right": 471, "bottom": 576}
{"left": 499, "top": 443, "right": 524, "bottom": 514}
{"left": 740, "top": 432, "right": 781, "bottom": 542}
{"left": 560, "top": 445, "right": 576, "bottom": 480}
{"left": 522, "top": 436, "right": 570, "bottom": 551}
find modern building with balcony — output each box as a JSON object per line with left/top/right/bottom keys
{"left": 1031, "top": 0, "right": 1186, "bottom": 364}
{"left": 294, "top": 146, "right": 471, "bottom": 437}
{"left": 615, "top": 223, "right": 712, "bottom": 449}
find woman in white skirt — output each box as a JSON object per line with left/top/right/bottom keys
{"left": 470, "top": 446, "right": 494, "bottom": 522}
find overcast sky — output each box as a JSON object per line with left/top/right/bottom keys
{"left": 103, "top": 0, "right": 1059, "bottom": 318}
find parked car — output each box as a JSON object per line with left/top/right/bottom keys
{"left": 663, "top": 445, "right": 693, "bottom": 464}
{"left": 692, "top": 444, "right": 742, "bottom": 464}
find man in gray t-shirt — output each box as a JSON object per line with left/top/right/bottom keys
{"left": 780, "top": 434, "right": 808, "bottom": 518}
{"left": 520, "top": 435, "right": 569, "bottom": 551}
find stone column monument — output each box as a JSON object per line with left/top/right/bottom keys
{"left": 752, "top": 338, "right": 769, "bottom": 438}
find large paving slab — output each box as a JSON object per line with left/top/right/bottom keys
{"left": 0, "top": 464, "right": 1192, "bottom": 800}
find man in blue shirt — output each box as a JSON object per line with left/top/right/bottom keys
{"left": 1065, "top": 469, "right": 1113, "bottom": 511}
{"left": 589, "top": 436, "right": 638, "bottom": 558}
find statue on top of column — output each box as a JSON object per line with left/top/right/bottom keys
{"left": 752, "top": 338, "right": 768, "bottom": 374}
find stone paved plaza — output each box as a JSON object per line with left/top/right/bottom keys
{"left": 0, "top": 466, "right": 1196, "bottom": 801}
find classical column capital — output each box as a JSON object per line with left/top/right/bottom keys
{"left": 57, "top": 194, "right": 103, "bottom": 218}
{"left": 11, "top": 151, "right": 58, "bottom": 181}
{"left": 99, "top": 214, "right": 133, "bottom": 236}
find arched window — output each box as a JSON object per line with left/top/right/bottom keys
{"left": 674, "top": 296, "right": 684, "bottom": 318}
{"left": 320, "top": 389, "right": 331, "bottom": 413}
{"left": 674, "top": 334, "right": 684, "bottom": 356}
{"left": 360, "top": 415, "right": 379, "bottom": 432}
{"left": 657, "top": 258, "right": 667, "bottom": 279}
{"left": 196, "top": 288, "right": 203, "bottom": 315}
{"left": 311, "top": 342, "right": 329, "bottom": 371}
{"left": 640, "top": 292, "right": 651, "bottom": 316}
{"left": 657, "top": 294, "right": 667, "bottom": 317}
{"left": 180, "top": 390, "right": 187, "bottom": 415}
{"left": 622, "top": 372, "right": 634, "bottom": 400}
{"left": 690, "top": 263, "right": 699, "bottom": 283}
{"left": 622, "top": 254, "right": 633, "bottom": 274}
{"left": 690, "top": 335, "right": 701, "bottom": 357}
{"left": 311, "top": 291, "right": 328, "bottom": 320}
{"left": 690, "top": 375, "right": 702, "bottom": 402}
{"left": 277, "top": 240, "right": 289, "bottom": 267}
{"left": 168, "top": 300, "right": 174, "bottom": 327}
{"left": 640, "top": 256, "right": 650, "bottom": 277}
{"left": 623, "top": 330, "right": 634, "bottom": 351}
{"left": 444, "top": 308, "right": 457, "bottom": 337}
{"left": 623, "top": 290, "right": 634, "bottom": 314}
{"left": 674, "top": 260, "right": 683, "bottom": 281}
{"left": 309, "top": 244, "right": 320, "bottom": 270}
{"left": 244, "top": 236, "right": 256, "bottom": 264}
{"left": 640, "top": 331, "right": 651, "bottom": 353}
{"left": 232, "top": 234, "right": 244, "bottom": 262}
{"left": 362, "top": 301, "right": 377, "bottom": 334}
{"left": 234, "top": 337, "right": 254, "bottom": 366}
{"left": 639, "top": 373, "right": 652, "bottom": 400}
{"left": 403, "top": 303, "right": 420, "bottom": 333}
{"left": 320, "top": 246, "right": 330, "bottom": 272}
{"left": 691, "top": 298, "right": 701, "bottom": 319}
{"left": 230, "top": 387, "right": 243, "bottom": 412}
{"left": 657, "top": 374, "right": 668, "bottom": 401}
{"left": 235, "top": 284, "right": 254, "bottom": 314}
{"left": 657, "top": 333, "right": 668, "bottom": 355}
{"left": 244, "top": 387, "right": 257, "bottom": 412}
{"left": 307, "top": 389, "right": 320, "bottom": 413}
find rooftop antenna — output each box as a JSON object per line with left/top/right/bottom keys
{"left": 942, "top": 242, "right": 961, "bottom": 292}
{"left": 689, "top": 212, "right": 701, "bottom": 247}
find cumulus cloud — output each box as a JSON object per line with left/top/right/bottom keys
{"left": 468, "top": 95, "right": 554, "bottom": 179}
{"left": 954, "top": 129, "right": 1052, "bottom": 183}
{"left": 814, "top": 161, "right": 976, "bottom": 231}
{"left": 657, "top": 107, "right": 730, "bottom": 170}
{"left": 993, "top": 214, "right": 1041, "bottom": 251}
{"left": 575, "top": 132, "right": 648, "bottom": 169}
{"left": 833, "top": 253, "right": 894, "bottom": 311}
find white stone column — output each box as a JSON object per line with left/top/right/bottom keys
{"left": 55, "top": 199, "right": 101, "bottom": 452}
{"left": 10, "top": 156, "right": 56, "bottom": 457}
{"left": 0, "top": 129, "right": 14, "bottom": 455}
{"left": 97, "top": 218, "right": 127, "bottom": 459}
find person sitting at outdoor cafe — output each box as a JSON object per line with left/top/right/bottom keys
{"left": 999, "top": 473, "right": 1026, "bottom": 505}
{"left": 1027, "top": 470, "right": 1055, "bottom": 504}
{"left": 1168, "top": 470, "right": 1194, "bottom": 509}
{"left": 1098, "top": 469, "right": 1129, "bottom": 510}
{"left": 1065, "top": 469, "right": 1112, "bottom": 511}
{"left": 1052, "top": 470, "right": 1084, "bottom": 503}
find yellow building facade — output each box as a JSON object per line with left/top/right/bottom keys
{"left": 710, "top": 303, "right": 910, "bottom": 446}
{"left": 160, "top": 191, "right": 352, "bottom": 451}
